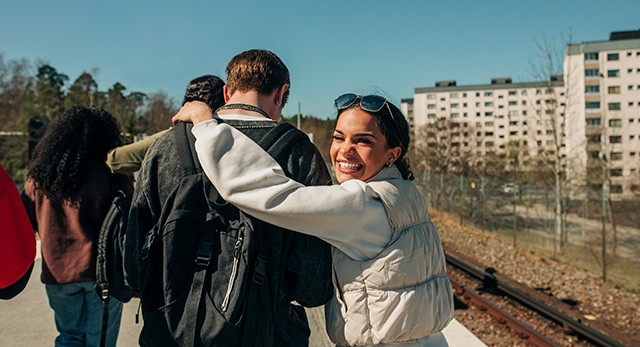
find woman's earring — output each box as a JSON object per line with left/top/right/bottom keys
{"left": 276, "top": 100, "right": 282, "bottom": 106}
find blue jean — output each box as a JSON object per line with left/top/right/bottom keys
{"left": 46, "top": 281, "right": 123, "bottom": 347}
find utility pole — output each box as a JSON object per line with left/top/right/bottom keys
{"left": 459, "top": 174, "right": 464, "bottom": 226}
{"left": 481, "top": 177, "right": 486, "bottom": 232}
{"left": 601, "top": 185, "right": 607, "bottom": 282}
{"left": 513, "top": 180, "right": 517, "bottom": 247}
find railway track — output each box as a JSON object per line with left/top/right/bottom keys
{"left": 444, "top": 247, "right": 631, "bottom": 347}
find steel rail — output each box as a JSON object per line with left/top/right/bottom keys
{"left": 446, "top": 252, "right": 628, "bottom": 347}
{"left": 450, "top": 277, "right": 560, "bottom": 347}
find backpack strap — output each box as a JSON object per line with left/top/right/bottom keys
{"left": 174, "top": 121, "right": 201, "bottom": 174}
{"left": 259, "top": 122, "right": 310, "bottom": 160}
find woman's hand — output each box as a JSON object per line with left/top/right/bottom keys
{"left": 172, "top": 101, "right": 214, "bottom": 125}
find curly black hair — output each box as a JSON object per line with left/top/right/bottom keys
{"left": 28, "top": 106, "right": 124, "bottom": 202}
{"left": 183, "top": 75, "right": 226, "bottom": 111}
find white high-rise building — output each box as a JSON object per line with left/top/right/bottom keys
{"left": 565, "top": 28, "right": 640, "bottom": 197}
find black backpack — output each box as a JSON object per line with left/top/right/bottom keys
{"left": 136, "top": 121, "right": 308, "bottom": 347}
{"left": 95, "top": 174, "right": 136, "bottom": 347}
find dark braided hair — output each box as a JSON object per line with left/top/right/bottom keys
{"left": 28, "top": 106, "right": 124, "bottom": 202}
{"left": 337, "top": 97, "right": 414, "bottom": 180}
{"left": 182, "top": 75, "right": 226, "bottom": 110}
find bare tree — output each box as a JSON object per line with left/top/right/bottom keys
{"left": 526, "top": 31, "right": 585, "bottom": 258}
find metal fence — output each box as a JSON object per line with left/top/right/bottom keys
{"left": 412, "top": 172, "right": 640, "bottom": 283}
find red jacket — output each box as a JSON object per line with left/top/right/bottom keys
{"left": 0, "top": 164, "right": 36, "bottom": 289}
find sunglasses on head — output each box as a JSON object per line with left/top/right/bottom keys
{"left": 334, "top": 93, "right": 395, "bottom": 121}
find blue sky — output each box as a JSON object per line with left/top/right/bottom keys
{"left": 1, "top": 0, "right": 639, "bottom": 119}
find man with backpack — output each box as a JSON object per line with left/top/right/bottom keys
{"left": 124, "top": 50, "right": 334, "bottom": 346}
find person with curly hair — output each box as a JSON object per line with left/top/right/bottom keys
{"left": 21, "top": 106, "right": 133, "bottom": 347}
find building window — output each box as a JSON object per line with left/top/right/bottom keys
{"left": 463, "top": 112, "right": 468, "bottom": 117}
{"left": 537, "top": 110, "right": 542, "bottom": 115}
{"left": 476, "top": 122, "right": 482, "bottom": 127}
{"left": 631, "top": 119, "right": 635, "bottom": 124}
{"left": 485, "top": 141, "right": 494, "bottom": 147}
{"left": 608, "top": 70, "right": 620, "bottom": 77}
{"left": 586, "top": 118, "right": 601, "bottom": 127}
{"left": 628, "top": 52, "right": 633, "bottom": 57}
{"left": 485, "top": 102, "right": 493, "bottom": 106}
{"left": 609, "top": 119, "right": 621, "bottom": 127}
{"left": 631, "top": 152, "right": 637, "bottom": 157}
{"left": 523, "top": 110, "right": 527, "bottom": 115}
{"left": 450, "top": 93, "right": 458, "bottom": 98}
{"left": 428, "top": 113, "right": 437, "bottom": 119}
{"left": 508, "top": 91, "right": 517, "bottom": 95}
{"left": 498, "top": 95, "right": 504, "bottom": 99}
{"left": 585, "top": 52, "right": 598, "bottom": 60}
{"left": 427, "top": 94, "right": 435, "bottom": 99}
{"left": 451, "top": 113, "right": 460, "bottom": 117}
{"left": 499, "top": 125, "right": 505, "bottom": 129}
{"left": 588, "top": 135, "right": 601, "bottom": 143}
{"left": 630, "top": 102, "right": 635, "bottom": 107}
{"left": 509, "top": 110, "right": 518, "bottom": 116}
{"left": 485, "top": 121, "right": 493, "bottom": 126}
{"left": 522, "top": 100, "right": 527, "bottom": 106}
{"left": 585, "top": 85, "right": 600, "bottom": 93}
{"left": 585, "top": 69, "right": 599, "bottom": 77}
{"left": 463, "top": 93, "right": 467, "bottom": 97}
{"left": 610, "top": 185, "right": 623, "bottom": 194}
{"left": 476, "top": 92, "right": 480, "bottom": 97}
{"left": 463, "top": 103, "right": 467, "bottom": 107}
{"left": 485, "top": 132, "right": 494, "bottom": 136}
{"left": 498, "top": 105, "right": 504, "bottom": 109}
{"left": 485, "top": 112, "right": 493, "bottom": 117}
{"left": 509, "top": 121, "right": 518, "bottom": 125}
{"left": 523, "top": 131, "right": 528, "bottom": 135}
{"left": 631, "top": 135, "right": 636, "bottom": 140}
{"left": 476, "top": 102, "right": 480, "bottom": 107}
{"left": 441, "top": 107, "right": 446, "bottom": 111}
{"left": 610, "top": 152, "right": 623, "bottom": 160}
{"left": 428, "top": 104, "right": 436, "bottom": 109}
{"left": 546, "top": 130, "right": 554, "bottom": 135}
{"left": 610, "top": 169, "right": 623, "bottom": 177}
{"left": 536, "top": 89, "right": 542, "bottom": 94}
{"left": 608, "top": 102, "right": 621, "bottom": 110}
{"left": 476, "top": 112, "right": 481, "bottom": 117}
{"left": 608, "top": 86, "right": 620, "bottom": 94}
{"left": 508, "top": 101, "right": 517, "bottom": 105}
{"left": 610, "top": 136, "right": 622, "bottom": 144}
{"left": 521, "top": 90, "right": 527, "bottom": 95}
{"left": 440, "top": 97, "right": 446, "bottom": 101}
{"left": 586, "top": 102, "right": 600, "bottom": 109}
{"left": 607, "top": 53, "right": 619, "bottom": 61}
{"left": 451, "top": 103, "right": 459, "bottom": 108}
{"left": 536, "top": 100, "right": 541, "bottom": 105}
{"left": 537, "top": 130, "right": 542, "bottom": 135}
{"left": 629, "top": 69, "right": 634, "bottom": 74}
{"left": 630, "top": 85, "right": 634, "bottom": 90}
{"left": 484, "top": 92, "right": 492, "bottom": 97}
{"left": 510, "top": 131, "right": 518, "bottom": 135}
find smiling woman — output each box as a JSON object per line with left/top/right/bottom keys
{"left": 172, "top": 94, "right": 453, "bottom": 346}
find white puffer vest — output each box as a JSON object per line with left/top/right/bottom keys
{"left": 325, "top": 173, "right": 454, "bottom": 346}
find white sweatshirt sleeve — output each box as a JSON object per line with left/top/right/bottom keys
{"left": 191, "top": 120, "right": 392, "bottom": 261}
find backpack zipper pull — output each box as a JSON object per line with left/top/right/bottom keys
{"left": 221, "top": 235, "right": 243, "bottom": 312}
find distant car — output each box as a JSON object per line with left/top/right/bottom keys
{"left": 500, "top": 183, "right": 517, "bottom": 194}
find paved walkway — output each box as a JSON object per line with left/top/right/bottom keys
{"left": 1, "top": 256, "right": 476, "bottom": 347}
{"left": 0, "top": 257, "right": 332, "bottom": 347}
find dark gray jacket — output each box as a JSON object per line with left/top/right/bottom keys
{"left": 124, "top": 119, "right": 334, "bottom": 346}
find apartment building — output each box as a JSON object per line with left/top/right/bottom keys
{"left": 565, "top": 28, "right": 640, "bottom": 196}
{"left": 404, "top": 28, "right": 640, "bottom": 197}
{"left": 404, "top": 77, "right": 566, "bottom": 163}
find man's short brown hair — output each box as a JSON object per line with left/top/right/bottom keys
{"left": 225, "top": 49, "right": 290, "bottom": 104}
